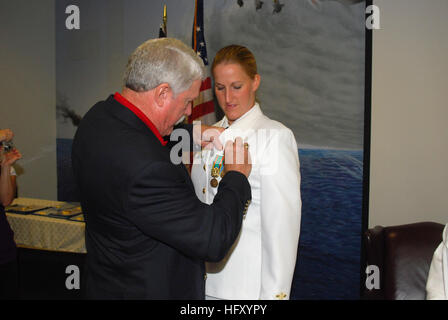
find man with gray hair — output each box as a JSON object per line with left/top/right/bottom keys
{"left": 72, "top": 38, "right": 252, "bottom": 299}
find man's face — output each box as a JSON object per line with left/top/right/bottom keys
{"left": 161, "top": 79, "right": 202, "bottom": 136}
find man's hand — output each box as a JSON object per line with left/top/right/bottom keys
{"left": 0, "top": 129, "right": 13, "bottom": 143}
{"left": 194, "top": 124, "right": 225, "bottom": 150}
{"left": 223, "top": 137, "right": 251, "bottom": 178}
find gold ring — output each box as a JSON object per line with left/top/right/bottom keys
{"left": 244, "top": 143, "right": 249, "bottom": 149}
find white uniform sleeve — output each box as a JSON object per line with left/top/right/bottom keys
{"left": 258, "top": 128, "right": 301, "bottom": 300}
{"left": 426, "top": 224, "right": 448, "bottom": 300}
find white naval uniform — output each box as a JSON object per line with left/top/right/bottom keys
{"left": 191, "top": 103, "right": 301, "bottom": 300}
{"left": 426, "top": 224, "right": 448, "bottom": 300}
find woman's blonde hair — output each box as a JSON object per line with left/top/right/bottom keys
{"left": 212, "top": 45, "right": 258, "bottom": 79}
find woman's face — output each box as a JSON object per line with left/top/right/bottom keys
{"left": 213, "top": 63, "right": 260, "bottom": 125}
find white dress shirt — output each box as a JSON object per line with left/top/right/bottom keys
{"left": 191, "top": 103, "right": 301, "bottom": 300}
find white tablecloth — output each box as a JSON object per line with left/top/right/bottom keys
{"left": 5, "top": 197, "right": 86, "bottom": 253}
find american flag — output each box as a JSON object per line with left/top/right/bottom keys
{"left": 189, "top": 0, "right": 215, "bottom": 125}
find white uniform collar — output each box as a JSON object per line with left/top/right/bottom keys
{"left": 218, "top": 102, "right": 263, "bottom": 130}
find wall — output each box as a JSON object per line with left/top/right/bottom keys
{"left": 2, "top": 0, "right": 446, "bottom": 227}
{"left": 369, "top": 0, "right": 448, "bottom": 227}
{"left": 0, "top": 0, "right": 57, "bottom": 200}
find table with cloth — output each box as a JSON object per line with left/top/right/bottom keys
{"left": 5, "top": 198, "right": 86, "bottom": 299}
{"left": 6, "top": 197, "right": 86, "bottom": 253}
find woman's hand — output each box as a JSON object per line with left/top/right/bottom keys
{"left": 1, "top": 148, "right": 22, "bottom": 167}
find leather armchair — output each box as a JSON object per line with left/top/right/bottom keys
{"left": 363, "top": 221, "right": 444, "bottom": 300}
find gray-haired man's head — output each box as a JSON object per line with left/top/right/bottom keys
{"left": 123, "top": 38, "right": 205, "bottom": 97}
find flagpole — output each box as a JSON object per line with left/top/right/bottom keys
{"left": 159, "top": 4, "right": 167, "bottom": 38}
{"left": 186, "top": 0, "right": 199, "bottom": 126}
{"left": 193, "top": 0, "right": 198, "bottom": 51}
{"left": 189, "top": 0, "right": 215, "bottom": 125}
{"left": 163, "top": 4, "right": 167, "bottom": 35}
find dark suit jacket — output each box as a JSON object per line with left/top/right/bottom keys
{"left": 72, "top": 95, "right": 251, "bottom": 299}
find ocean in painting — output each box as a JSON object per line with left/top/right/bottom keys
{"left": 57, "top": 139, "right": 364, "bottom": 300}
{"left": 291, "top": 148, "right": 363, "bottom": 300}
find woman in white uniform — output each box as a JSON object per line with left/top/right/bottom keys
{"left": 191, "top": 45, "right": 301, "bottom": 300}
